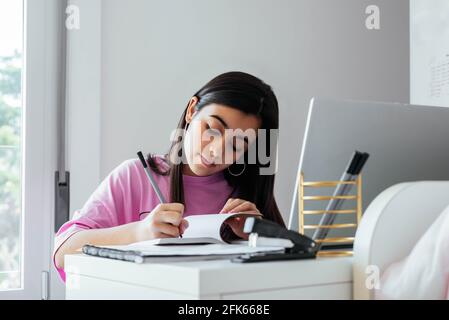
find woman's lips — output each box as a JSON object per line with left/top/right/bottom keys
{"left": 200, "top": 154, "right": 215, "bottom": 168}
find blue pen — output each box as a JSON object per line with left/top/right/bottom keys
{"left": 137, "top": 152, "right": 183, "bottom": 238}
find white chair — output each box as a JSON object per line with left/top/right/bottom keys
{"left": 353, "top": 181, "right": 449, "bottom": 299}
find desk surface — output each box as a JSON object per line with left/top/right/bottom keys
{"left": 65, "top": 254, "right": 353, "bottom": 299}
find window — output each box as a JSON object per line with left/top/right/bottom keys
{"left": 0, "top": 0, "right": 24, "bottom": 290}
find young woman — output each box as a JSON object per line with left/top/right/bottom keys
{"left": 53, "top": 71, "right": 285, "bottom": 281}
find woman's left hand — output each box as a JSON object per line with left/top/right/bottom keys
{"left": 219, "top": 198, "right": 261, "bottom": 240}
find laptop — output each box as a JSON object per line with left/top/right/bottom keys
{"left": 288, "top": 98, "right": 449, "bottom": 245}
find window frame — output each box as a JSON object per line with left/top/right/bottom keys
{"left": 0, "top": 0, "right": 59, "bottom": 299}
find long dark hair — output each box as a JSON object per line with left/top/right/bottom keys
{"left": 147, "top": 71, "right": 285, "bottom": 227}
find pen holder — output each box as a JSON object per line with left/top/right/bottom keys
{"left": 298, "top": 172, "right": 363, "bottom": 257}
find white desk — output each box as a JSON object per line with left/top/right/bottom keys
{"left": 65, "top": 254, "right": 353, "bottom": 299}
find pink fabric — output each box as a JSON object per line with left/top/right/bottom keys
{"left": 376, "top": 205, "right": 449, "bottom": 299}
{"left": 53, "top": 156, "right": 237, "bottom": 282}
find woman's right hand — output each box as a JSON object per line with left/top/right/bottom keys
{"left": 135, "top": 203, "right": 189, "bottom": 242}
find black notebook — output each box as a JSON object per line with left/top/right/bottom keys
{"left": 82, "top": 242, "right": 286, "bottom": 264}
{"left": 82, "top": 245, "right": 247, "bottom": 263}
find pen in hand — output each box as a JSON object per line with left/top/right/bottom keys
{"left": 137, "top": 151, "right": 183, "bottom": 238}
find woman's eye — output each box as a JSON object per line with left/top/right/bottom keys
{"left": 205, "top": 123, "right": 220, "bottom": 135}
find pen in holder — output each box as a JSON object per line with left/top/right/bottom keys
{"left": 298, "top": 172, "right": 363, "bottom": 257}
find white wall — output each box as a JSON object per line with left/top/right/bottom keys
{"left": 69, "top": 0, "right": 410, "bottom": 226}
{"left": 67, "top": 0, "right": 102, "bottom": 233}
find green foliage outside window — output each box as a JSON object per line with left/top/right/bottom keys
{"left": 0, "top": 51, "right": 22, "bottom": 289}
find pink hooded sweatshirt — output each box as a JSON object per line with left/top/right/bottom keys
{"left": 53, "top": 155, "right": 238, "bottom": 282}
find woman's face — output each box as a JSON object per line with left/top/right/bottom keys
{"left": 183, "top": 97, "right": 262, "bottom": 176}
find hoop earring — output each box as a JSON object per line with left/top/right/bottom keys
{"left": 227, "top": 163, "right": 246, "bottom": 177}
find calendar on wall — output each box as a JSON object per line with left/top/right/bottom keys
{"left": 411, "top": 0, "right": 449, "bottom": 107}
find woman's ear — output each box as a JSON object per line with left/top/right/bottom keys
{"left": 185, "top": 96, "right": 199, "bottom": 124}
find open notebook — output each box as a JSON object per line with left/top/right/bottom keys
{"left": 144, "top": 212, "right": 263, "bottom": 245}
{"left": 81, "top": 212, "right": 288, "bottom": 263}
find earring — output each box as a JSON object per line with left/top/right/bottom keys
{"left": 227, "top": 163, "right": 246, "bottom": 176}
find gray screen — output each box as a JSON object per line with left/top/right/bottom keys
{"left": 288, "top": 98, "right": 449, "bottom": 239}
